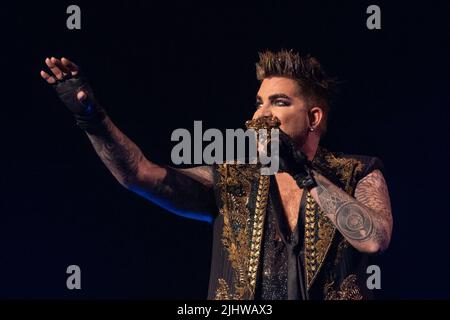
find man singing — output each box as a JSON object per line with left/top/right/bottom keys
{"left": 40, "top": 50, "right": 392, "bottom": 300}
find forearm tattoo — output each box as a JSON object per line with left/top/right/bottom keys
{"left": 87, "top": 116, "right": 144, "bottom": 185}
{"left": 86, "top": 118, "right": 216, "bottom": 217}
{"left": 313, "top": 170, "right": 392, "bottom": 249}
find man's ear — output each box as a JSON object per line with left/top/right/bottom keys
{"left": 308, "top": 106, "right": 323, "bottom": 130}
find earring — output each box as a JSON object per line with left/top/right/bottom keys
{"left": 309, "top": 127, "right": 315, "bottom": 132}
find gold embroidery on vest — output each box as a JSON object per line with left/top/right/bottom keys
{"left": 334, "top": 238, "right": 350, "bottom": 266}
{"left": 304, "top": 192, "right": 336, "bottom": 289}
{"left": 214, "top": 147, "right": 368, "bottom": 299}
{"left": 320, "top": 150, "right": 365, "bottom": 194}
{"left": 215, "top": 278, "right": 239, "bottom": 300}
{"left": 305, "top": 148, "right": 365, "bottom": 290}
{"left": 215, "top": 163, "right": 269, "bottom": 300}
{"left": 248, "top": 175, "right": 270, "bottom": 294}
{"left": 324, "top": 274, "right": 363, "bottom": 300}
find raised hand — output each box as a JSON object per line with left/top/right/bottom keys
{"left": 40, "top": 57, "right": 105, "bottom": 132}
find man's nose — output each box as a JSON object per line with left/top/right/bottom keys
{"left": 253, "top": 105, "right": 272, "bottom": 119}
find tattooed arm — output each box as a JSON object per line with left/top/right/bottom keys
{"left": 41, "top": 57, "right": 216, "bottom": 221}
{"left": 309, "top": 169, "right": 392, "bottom": 253}
{"left": 86, "top": 116, "right": 216, "bottom": 221}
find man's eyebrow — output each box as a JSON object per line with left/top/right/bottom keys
{"left": 255, "top": 93, "right": 292, "bottom": 101}
{"left": 269, "top": 93, "right": 291, "bottom": 100}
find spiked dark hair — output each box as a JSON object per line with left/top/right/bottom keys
{"left": 256, "top": 49, "right": 337, "bottom": 134}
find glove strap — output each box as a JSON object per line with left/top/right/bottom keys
{"left": 294, "top": 165, "right": 317, "bottom": 190}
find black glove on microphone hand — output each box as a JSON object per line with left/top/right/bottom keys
{"left": 277, "top": 130, "right": 317, "bottom": 190}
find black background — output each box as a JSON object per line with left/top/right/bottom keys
{"left": 0, "top": 0, "right": 449, "bottom": 299}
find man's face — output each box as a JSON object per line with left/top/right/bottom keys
{"left": 253, "top": 76, "right": 311, "bottom": 147}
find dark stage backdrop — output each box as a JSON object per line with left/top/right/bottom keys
{"left": 0, "top": 0, "right": 449, "bottom": 299}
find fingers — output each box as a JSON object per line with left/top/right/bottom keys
{"left": 51, "top": 57, "right": 71, "bottom": 74}
{"left": 40, "top": 70, "right": 56, "bottom": 84}
{"left": 41, "top": 56, "right": 80, "bottom": 84}
{"left": 61, "top": 57, "right": 79, "bottom": 76}
{"left": 44, "top": 57, "right": 64, "bottom": 80}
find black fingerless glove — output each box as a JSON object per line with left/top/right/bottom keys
{"left": 53, "top": 75, "right": 106, "bottom": 134}
{"left": 278, "top": 130, "right": 317, "bottom": 190}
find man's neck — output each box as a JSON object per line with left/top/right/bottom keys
{"left": 301, "top": 136, "right": 320, "bottom": 161}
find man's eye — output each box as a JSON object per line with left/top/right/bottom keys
{"left": 274, "top": 100, "right": 289, "bottom": 106}
{"left": 255, "top": 101, "right": 263, "bottom": 109}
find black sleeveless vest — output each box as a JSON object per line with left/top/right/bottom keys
{"left": 207, "top": 147, "right": 384, "bottom": 300}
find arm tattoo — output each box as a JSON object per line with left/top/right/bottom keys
{"left": 87, "top": 116, "right": 144, "bottom": 185}
{"left": 354, "top": 170, "right": 393, "bottom": 244}
{"left": 334, "top": 202, "right": 374, "bottom": 241}
{"left": 151, "top": 166, "right": 217, "bottom": 218}
{"left": 315, "top": 178, "right": 375, "bottom": 242}
{"left": 86, "top": 117, "right": 216, "bottom": 218}
{"left": 312, "top": 170, "right": 392, "bottom": 250}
